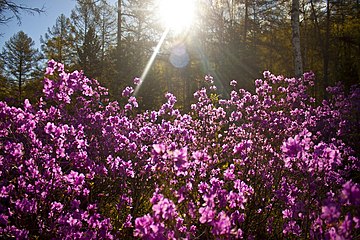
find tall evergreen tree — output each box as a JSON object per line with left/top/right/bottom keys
{"left": 97, "top": 0, "right": 117, "bottom": 61}
{"left": 77, "top": 26, "right": 102, "bottom": 78}
{"left": 0, "top": 57, "right": 10, "bottom": 100}
{"left": 1, "top": 31, "right": 41, "bottom": 101}
{"left": 71, "top": 0, "right": 105, "bottom": 78}
{"left": 40, "top": 14, "right": 78, "bottom": 68}
{"left": 71, "top": 0, "right": 98, "bottom": 44}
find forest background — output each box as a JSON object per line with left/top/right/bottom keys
{"left": 0, "top": 0, "right": 359, "bottom": 110}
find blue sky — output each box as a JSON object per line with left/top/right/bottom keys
{"left": 0, "top": 0, "right": 117, "bottom": 51}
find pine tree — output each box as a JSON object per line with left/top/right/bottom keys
{"left": 71, "top": 0, "right": 104, "bottom": 78}
{"left": 77, "top": 26, "right": 102, "bottom": 78}
{"left": 1, "top": 31, "right": 41, "bottom": 101}
{"left": 0, "top": 57, "right": 10, "bottom": 100}
{"left": 97, "top": 0, "right": 116, "bottom": 61}
{"left": 40, "top": 14, "right": 78, "bottom": 68}
{"left": 71, "top": 0, "right": 98, "bottom": 44}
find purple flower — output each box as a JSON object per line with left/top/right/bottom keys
{"left": 205, "top": 75, "right": 214, "bottom": 84}
{"left": 212, "top": 211, "right": 231, "bottom": 235}
{"left": 49, "top": 201, "right": 64, "bottom": 217}
{"left": 199, "top": 206, "right": 215, "bottom": 223}
{"left": 233, "top": 140, "right": 253, "bottom": 155}
{"left": 281, "top": 136, "right": 302, "bottom": 158}
{"left": 283, "top": 220, "right": 301, "bottom": 236}
{"left": 263, "top": 70, "right": 271, "bottom": 78}
{"left": 165, "top": 92, "right": 177, "bottom": 105}
{"left": 65, "top": 170, "right": 85, "bottom": 186}
{"left": 128, "top": 96, "right": 138, "bottom": 108}
{"left": 0, "top": 214, "right": 9, "bottom": 225}
{"left": 44, "top": 122, "right": 56, "bottom": 134}
{"left": 133, "top": 77, "right": 141, "bottom": 85}
{"left": 122, "top": 86, "right": 134, "bottom": 97}
{"left": 321, "top": 204, "right": 341, "bottom": 223}
{"left": 173, "top": 147, "right": 188, "bottom": 173}
{"left": 4, "top": 142, "right": 24, "bottom": 158}
{"left": 67, "top": 216, "right": 82, "bottom": 227}
{"left": 14, "top": 199, "right": 38, "bottom": 214}
{"left": 210, "top": 85, "right": 217, "bottom": 91}
{"left": 325, "top": 227, "right": 341, "bottom": 240}
{"left": 342, "top": 181, "right": 360, "bottom": 205}
{"left": 124, "top": 214, "right": 133, "bottom": 228}
{"left": 45, "top": 59, "right": 63, "bottom": 75}
{"left": 1, "top": 59, "right": 359, "bottom": 239}
{"left": 152, "top": 197, "right": 177, "bottom": 220}
{"left": 153, "top": 143, "right": 166, "bottom": 154}
{"left": 282, "top": 209, "right": 292, "bottom": 219}
{"left": 223, "top": 165, "right": 235, "bottom": 180}
{"left": 230, "top": 79, "right": 237, "bottom": 87}
{"left": 124, "top": 103, "right": 132, "bottom": 110}
{"left": 134, "top": 214, "right": 155, "bottom": 237}
{"left": 339, "top": 214, "right": 353, "bottom": 238}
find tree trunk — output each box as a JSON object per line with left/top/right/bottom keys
{"left": 19, "top": 60, "right": 22, "bottom": 101}
{"left": 244, "top": 0, "right": 248, "bottom": 43}
{"left": 291, "top": 0, "right": 303, "bottom": 78}
{"left": 323, "top": 0, "right": 330, "bottom": 91}
{"left": 117, "top": 0, "right": 121, "bottom": 48}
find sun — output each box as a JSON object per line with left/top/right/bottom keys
{"left": 156, "top": 0, "right": 196, "bottom": 33}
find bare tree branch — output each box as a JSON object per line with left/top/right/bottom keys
{"left": 0, "top": 0, "right": 45, "bottom": 25}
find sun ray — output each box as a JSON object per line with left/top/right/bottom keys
{"left": 134, "top": 27, "right": 170, "bottom": 96}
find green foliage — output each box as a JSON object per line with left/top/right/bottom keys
{"left": 40, "top": 14, "right": 78, "bottom": 69}
{"left": 77, "top": 26, "right": 102, "bottom": 78}
{"left": 1, "top": 31, "right": 42, "bottom": 102}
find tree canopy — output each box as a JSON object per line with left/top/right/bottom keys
{"left": 0, "top": 0, "right": 359, "bottom": 107}
{"left": 1, "top": 31, "right": 41, "bottom": 101}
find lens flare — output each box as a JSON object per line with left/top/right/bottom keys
{"left": 169, "top": 43, "right": 189, "bottom": 68}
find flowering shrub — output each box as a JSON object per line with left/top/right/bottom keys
{"left": 0, "top": 60, "right": 359, "bottom": 239}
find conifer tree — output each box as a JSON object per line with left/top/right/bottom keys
{"left": 71, "top": 0, "right": 98, "bottom": 44}
{"left": 1, "top": 31, "right": 41, "bottom": 101}
{"left": 77, "top": 26, "right": 102, "bottom": 78}
{"left": 0, "top": 57, "right": 10, "bottom": 100}
{"left": 40, "top": 14, "right": 78, "bottom": 68}
{"left": 71, "top": 0, "right": 103, "bottom": 78}
{"left": 97, "top": 0, "right": 117, "bottom": 61}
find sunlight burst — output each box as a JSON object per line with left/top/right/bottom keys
{"left": 157, "top": 0, "right": 196, "bottom": 33}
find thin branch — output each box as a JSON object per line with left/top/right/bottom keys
{"left": 0, "top": 0, "right": 45, "bottom": 25}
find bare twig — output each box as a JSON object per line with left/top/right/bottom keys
{"left": 0, "top": 0, "right": 45, "bottom": 25}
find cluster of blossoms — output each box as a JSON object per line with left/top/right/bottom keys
{"left": 0, "top": 60, "right": 359, "bottom": 239}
